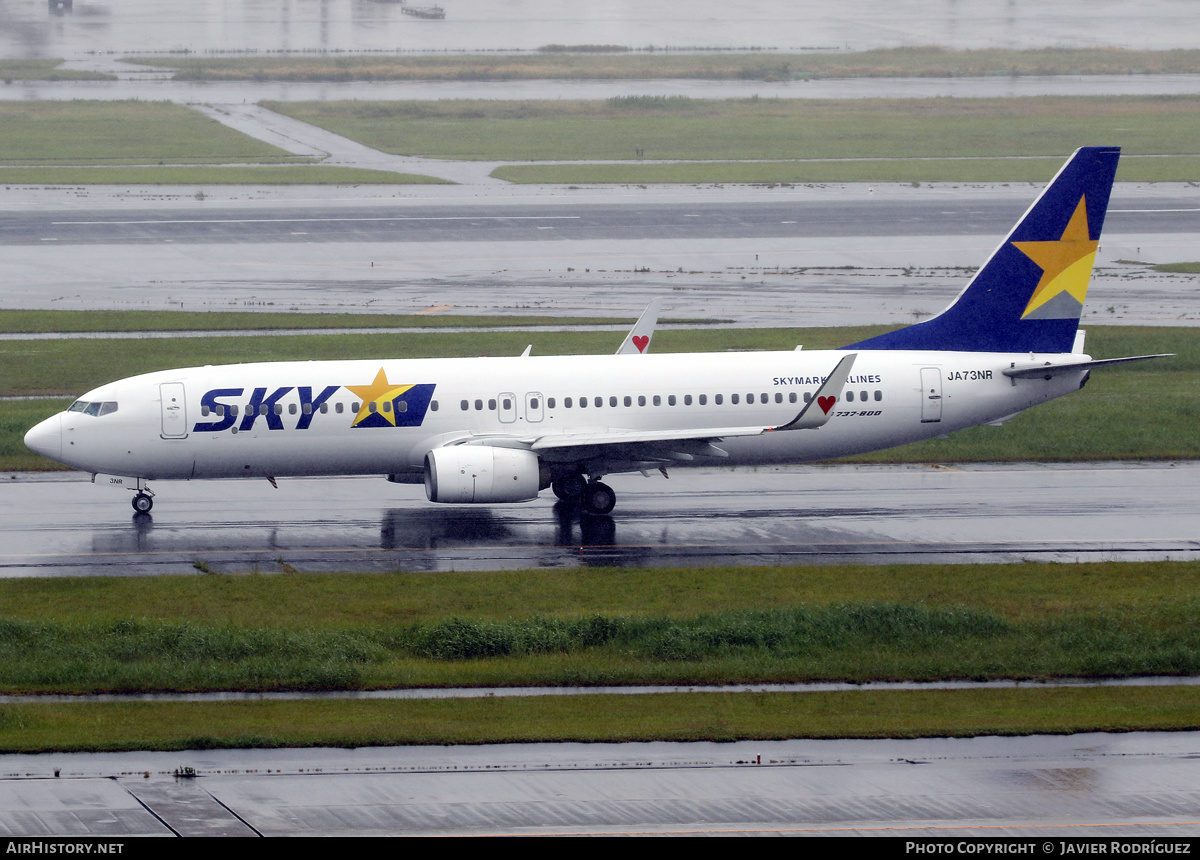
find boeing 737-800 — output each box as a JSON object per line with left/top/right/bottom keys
{"left": 24, "top": 147, "right": 1166, "bottom": 515}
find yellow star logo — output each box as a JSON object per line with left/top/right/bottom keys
{"left": 346, "top": 368, "right": 415, "bottom": 427}
{"left": 1014, "top": 197, "right": 1099, "bottom": 319}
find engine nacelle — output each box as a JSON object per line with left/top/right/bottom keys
{"left": 424, "top": 446, "right": 543, "bottom": 504}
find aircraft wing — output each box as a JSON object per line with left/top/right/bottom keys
{"left": 1001, "top": 353, "right": 1172, "bottom": 380}
{"left": 512, "top": 353, "right": 857, "bottom": 459}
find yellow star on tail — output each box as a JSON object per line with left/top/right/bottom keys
{"left": 1014, "top": 196, "right": 1099, "bottom": 319}
{"left": 346, "top": 368, "right": 414, "bottom": 427}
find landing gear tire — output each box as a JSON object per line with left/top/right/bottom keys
{"left": 552, "top": 473, "right": 586, "bottom": 502}
{"left": 581, "top": 481, "right": 616, "bottom": 515}
{"left": 132, "top": 492, "right": 153, "bottom": 514}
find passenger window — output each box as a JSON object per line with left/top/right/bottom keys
{"left": 565, "top": 397, "right": 573, "bottom": 408}
{"left": 488, "top": 399, "right": 497, "bottom": 410}
{"left": 335, "top": 403, "right": 343, "bottom": 414}
{"left": 638, "top": 395, "right": 646, "bottom": 407}
{"left": 502, "top": 398, "right": 512, "bottom": 410}
{"left": 397, "top": 401, "right": 407, "bottom": 413}
{"left": 803, "top": 393, "right": 811, "bottom": 403}
{"left": 760, "top": 393, "right": 768, "bottom": 404}
{"left": 548, "top": 398, "right": 556, "bottom": 408}
{"left": 847, "top": 391, "right": 855, "bottom": 402}
{"left": 289, "top": 403, "right": 297, "bottom": 415}
{"left": 624, "top": 396, "right": 632, "bottom": 407}
{"left": 668, "top": 395, "right": 676, "bottom": 406}
{"left": 775, "top": 393, "right": 782, "bottom": 404}
{"left": 201, "top": 405, "right": 210, "bottom": 417}
{"left": 874, "top": 391, "right": 883, "bottom": 402}
{"left": 529, "top": 398, "right": 538, "bottom": 410}
{"left": 262, "top": 404, "right": 271, "bottom": 416}
{"left": 594, "top": 397, "right": 602, "bottom": 408}
{"left": 715, "top": 394, "right": 723, "bottom": 405}
{"left": 580, "top": 397, "right": 587, "bottom": 408}
{"left": 731, "top": 394, "right": 739, "bottom": 405}
{"left": 430, "top": 400, "right": 438, "bottom": 411}
{"left": 320, "top": 403, "right": 328, "bottom": 414}
{"left": 231, "top": 405, "right": 240, "bottom": 416}
{"left": 789, "top": 392, "right": 797, "bottom": 404}
{"left": 475, "top": 400, "right": 483, "bottom": 411}
{"left": 699, "top": 394, "right": 707, "bottom": 405}
{"left": 653, "top": 395, "right": 661, "bottom": 406}
{"left": 369, "top": 402, "right": 378, "bottom": 414}
{"left": 609, "top": 396, "right": 617, "bottom": 407}
{"left": 684, "top": 394, "right": 692, "bottom": 406}
{"left": 860, "top": 391, "right": 868, "bottom": 401}
{"left": 303, "top": 403, "right": 312, "bottom": 415}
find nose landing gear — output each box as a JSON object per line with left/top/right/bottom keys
{"left": 129, "top": 480, "right": 155, "bottom": 514}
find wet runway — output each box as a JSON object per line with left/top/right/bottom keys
{"left": 4, "top": 462, "right": 1198, "bottom": 577}
{"left": 4, "top": 732, "right": 1200, "bottom": 836}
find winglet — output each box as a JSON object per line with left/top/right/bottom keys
{"left": 770, "top": 353, "right": 857, "bottom": 431}
{"left": 616, "top": 299, "right": 662, "bottom": 355}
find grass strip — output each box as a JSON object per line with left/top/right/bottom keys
{"left": 0, "top": 166, "right": 449, "bottom": 185}
{"left": 263, "top": 96, "right": 1200, "bottom": 164}
{"left": 1, "top": 562, "right": 1199, "bottom": 694}
{"left": 2, "top": 686, "right": 1199, "bottom": 752}
{"left": 129, "top": 47, "right": 1200, "bottom": 83}
{"left": 0, "top": 102, "right": 297, "bottom": 166}
{"left": 493, "top": 155, "right": 1200, "bottom": 184}
{"left": 0, "top": 59, "right": 113, "bottom": 82}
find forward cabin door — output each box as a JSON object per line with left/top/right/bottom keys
{"left": 160, "top": 382, "right": 188, "bottom": 439}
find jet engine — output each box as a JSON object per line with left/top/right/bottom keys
{"left": 424, "top": 446, "right": 545, "bottom": 503}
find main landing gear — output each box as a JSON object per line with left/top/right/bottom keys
{"left": 551, "top": 473, "right": 615, "bottom": 515}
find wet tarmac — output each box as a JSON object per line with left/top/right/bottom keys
{"left": 4, "top": 462, "right": 1198, "bottom": 576}
{"left": 3, "top": 732, "right": 1200, "bottom": 836}
{"left": 2, "top": 184, "right": 1198, "bottom": 327}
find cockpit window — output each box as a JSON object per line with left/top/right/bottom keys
{"left": 69, "top": 401, "right": 119, "bottom": 417}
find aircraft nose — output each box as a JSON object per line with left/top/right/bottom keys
{"left": 24, "top": 413, "right": 62, "bottom": 461}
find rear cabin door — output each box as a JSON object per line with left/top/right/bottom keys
{"left": 919, "top": 368, "right": 943, "bottom": 423}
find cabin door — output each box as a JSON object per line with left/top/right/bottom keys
{"left": 160, "top": 382, "right": 189, "bottom": 439}
{"left": 919, "top": 368, "right": 943, "bottom": 423}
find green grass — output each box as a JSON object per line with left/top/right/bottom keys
{"left": 263, "top": 96, "right": 1200, "bottom": 168}
{"left": 494, "top": 155, "right": 1200, "bottom": 185}
{"left": 0, "top": 561, "right": 1198, "bottom": 695}
{"left": 0, "top": 166, "right": 449, "bottom": 185}
{"left": 2, "top": 686, "right": 1200, "bottom": 752}
{"left": 130, "top": 47, "right": 1200, "bottom": 83}
{"left": 4, "top": 561, "right": 1200, "bottom": 749}
{"left": 0, "top": 101, "right": 302, "bottom": 166}
{"left": 0, "top": 59, "right": 114, "bottom": 82}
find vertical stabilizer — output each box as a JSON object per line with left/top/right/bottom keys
{"left": 847, "top": 146, "right": 1120, "bottom": 354}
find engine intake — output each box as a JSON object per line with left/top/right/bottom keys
{"left": 424, "top": 446, "right": 542, "bottom": 504}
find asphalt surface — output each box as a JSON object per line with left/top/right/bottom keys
{"left": 3, "top": 732, "right": 1200, "bottom": 836}
{"left": 5, "top": 462, "right": 1198, "bottom": 576}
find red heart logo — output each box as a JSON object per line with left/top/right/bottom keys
{"left": 818, "top": 395, "right": 836, "bottom": 414}
{"left": 632, "top": 335, "right": 649, "bottom": 353}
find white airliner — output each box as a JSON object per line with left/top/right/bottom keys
{"left": 25, "top": 147, "right": 1166, "bottom": 515}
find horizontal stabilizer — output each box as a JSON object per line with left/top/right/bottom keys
{"left": 1002, "top": 353, "right": 1172, "bottom": 380}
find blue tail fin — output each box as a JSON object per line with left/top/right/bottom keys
{"left": 846, "top": 146, "right": 1120, "bottom": 354}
